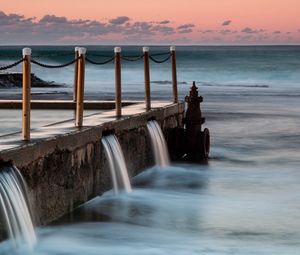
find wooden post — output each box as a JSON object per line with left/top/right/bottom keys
{"left": 22, "top": 48, "right": 31, "bottom": 141}
{"left": 75, "top": 47, "right": 86, "bottom": 127}
{"left": 143, "top": 46, "right": 151, "bottom": 111}
{"left": 170, "top": 46, "right": 178, "bottom": 103}
{"left": 73, "top": 47, "right": 79, "bottom": 102}
{"left": 114, "top": 47, "right": 122, "bottom": 118}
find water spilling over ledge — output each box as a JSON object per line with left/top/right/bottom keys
{"left": 147, "top": 120, "right": 170, "bottom": 167}
{"left": 102, "top": 135, "right": 132, "bottom": 194}
{"left": 0, "top": 164, "right": 36, "bottom": 249}
{"left": 0, "top": 102, "right": 185, "bottom": 234}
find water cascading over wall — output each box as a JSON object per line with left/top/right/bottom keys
{"left": 0, "top": 102, "right": 185, "bottom": 234}
{"left": 0, "top": 164, "right": 36, "bottom": 249}
{"left": 147, "top": 120, "right": 170, "bottom": 167}
{"left": 102, "top": 135, "right": 132, "bottom": 194}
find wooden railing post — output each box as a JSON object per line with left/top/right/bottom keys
{"left": 143, "top": 46, "right": 151, "bottom": 111}
{"left": 73, "top": 46, "right": 79, "bottom": 102}
{"left": 22, "top": 48, "right": 31, "bottom": 141}
{"left": 75, "top": 47, "right": 86, "bottom": 127}
{"left": 114, "top": 47, "right": 122, "bottom": 118}
{"left": 170, "top": 46, "right": 178, "bottom": 103}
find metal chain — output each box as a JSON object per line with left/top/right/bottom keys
{"left": 87, "top": 53, "right": 115, "bottom": 58}
{"left": 149, "top": 52, "right": 170, "bottom": 57}
{"left": 0, "top": 51, "right": 172, "bottom": 71}
{"left": 149, "top": 53, "right": 171, "bottom": 64}
{"left": 85, "top": 56, "right": 115, "bottom": 65}
{"left": 31, "top": 57, "right": 80, "bottom": 68}
{"left": 0, "top": 58, "right": 24, "bottom": 71}
{"left": 32, "top": 52, "right": 74, "bottom": 58}
{"left": 121, "top": 54, "right": 144, "bottom": 62}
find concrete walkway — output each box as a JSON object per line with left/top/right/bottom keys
{"left": 0, "top": 101, "right": 176, "bottom": 155}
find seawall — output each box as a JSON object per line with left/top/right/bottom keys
{"left": 0, "top": 102, "right": 184, "bottom": 237}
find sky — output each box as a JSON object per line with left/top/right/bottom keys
{"left": 1, "top": 0, "right": 300, "bottom": 45}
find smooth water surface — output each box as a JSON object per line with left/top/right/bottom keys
{"left": 0, "top": 46, "right": 299, "bottom": 254}
{"left": 1, "top": 83, "right": 299, "bottom": 254}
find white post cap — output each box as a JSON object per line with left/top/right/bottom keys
{"left": 79, "top": 47, "right": 86, "bottom": 55}
{"left": 143, "top": 46, "right": 149, "bottom": 52}
{"left": 170, "top": 46, "right": 176, "bottom": 51}
{"left": 114, "top": 47, "right": 121, "bottom": 53}
{"left": 75, "top": 46, "right": 80, "bottom": 52}
{"left": 22, "top": 48, "right": 32, "bottom": 56}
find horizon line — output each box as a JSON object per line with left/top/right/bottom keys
{"left": 0, "top": 44, "right": 300, "bottom": 47}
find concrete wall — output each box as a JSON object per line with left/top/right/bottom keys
{"left": 0, "top": 103, "right": 184, "bottom": 238}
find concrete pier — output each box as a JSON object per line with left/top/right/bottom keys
{"left": 0, "top": 102, "right": 184, "bottom": 231}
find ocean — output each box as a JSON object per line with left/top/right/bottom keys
{"left": 0, "top": 46, "right": 300, "bottom": 254}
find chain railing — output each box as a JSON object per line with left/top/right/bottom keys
{"left": 32, "top": 52, "right": 74, "bottom": 58}
{"left": 0, "top": 58, "right": 24, "bottom": 71}
{"left": 31, "top": 57, "right": 80, "bottom": 69}
{"left": 0, "top": 46, "right": 178, "bottom": 141}
{"left": 121, "top": 54, "right": 144, "bottom": 62}
{"left": 149, "top": 53, "right": 172, "bottom": 63}
{"left": 85, "top": 56, "right": 115, "bottom": 65}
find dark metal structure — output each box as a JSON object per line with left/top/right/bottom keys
{"left": 167, "top": 81, "right": 210, "bottom": 162}
{"left": 184, "top": 81, "right": 210, "bottom": 161}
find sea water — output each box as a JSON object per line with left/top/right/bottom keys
{"left": 0, "top": 46, "right": 299, "bottom": 254}
{"left": 1, "top": 45, "right": 300, "bottom": 99}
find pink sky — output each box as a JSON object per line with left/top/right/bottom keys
{"left": 1, "top": 0, "right": 300, "bottom": 44}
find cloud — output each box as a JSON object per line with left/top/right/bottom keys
{"left": 124, "top": 22, "right": 175, "bottom": 36}
{"left": 202, "top": 29, "right": 214, "bottom": 33}
{"left": 0, "top": 10, "right": 198, "bottom": 44}
{"left": 154, "top": 25, "right": 175, "bottom": 35}
{"left": 177, "top": 24, "right": 195, "bottom": 30}
{"left": 241, "top": 27, "right": 255, "bottom": 33}
{"left": 178, "top": 28, "right": 193, "bottom": 34}
{"left": 159, "top": 20, "right": 170, "bottom": 25}
{"left": 123, "top": 22, "right": 155, "bottom": 36}
{"left": 1, "top": 10, "right": 297, "bottom": 45}
{"left": 241, "top": 27, "right": 265, "bottom": 34}
{"left": 219, "top": 29, "right": 237, "bottom": 35}
{"left": 0, "top": 11, "right": 34, "bottom": 26}
{"left": 176, "top": 24, "right": 195, "bottom": 34}
{"left": 109, "top": 16, "right": 130, "bottom": 25}
{"left": 222, "top": 20, "right": 231, "bottom": 26}
{"left": 273, "top": 31, "right": 281, "bottom": 34}
{"left": 40, "top": 15, "right": 67, "bottom": 24}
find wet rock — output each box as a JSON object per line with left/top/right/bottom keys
{"left": 0, "top": 73, "right": 65, "bottom": 88}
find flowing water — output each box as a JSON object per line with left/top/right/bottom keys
{"left": 147, "top": 120, "right": 170, "bottom": 167}
{"left": 0, "top": 46, "right": 299, "bottom": 254}
{"left": 102, "top": 135, "right": 132, "bottom": 194}
{"left": 0, "top": 165, "right": 36, "bottom": 250}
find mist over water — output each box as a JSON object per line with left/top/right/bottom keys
{"left": 1, "top": 45, "right": 300, "bottom": 99}
{"left": 0, "top": 46, "right": 300, "bottom": 254}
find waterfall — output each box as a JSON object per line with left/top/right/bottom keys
{"left": 147, "top": 120, "right": 170, "bottom": 167}
{"left": 102, "top": 135, "right": 132, "bottom": 194}
{"left": 0, "top": 164, "right": 36, "bottom": 249}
